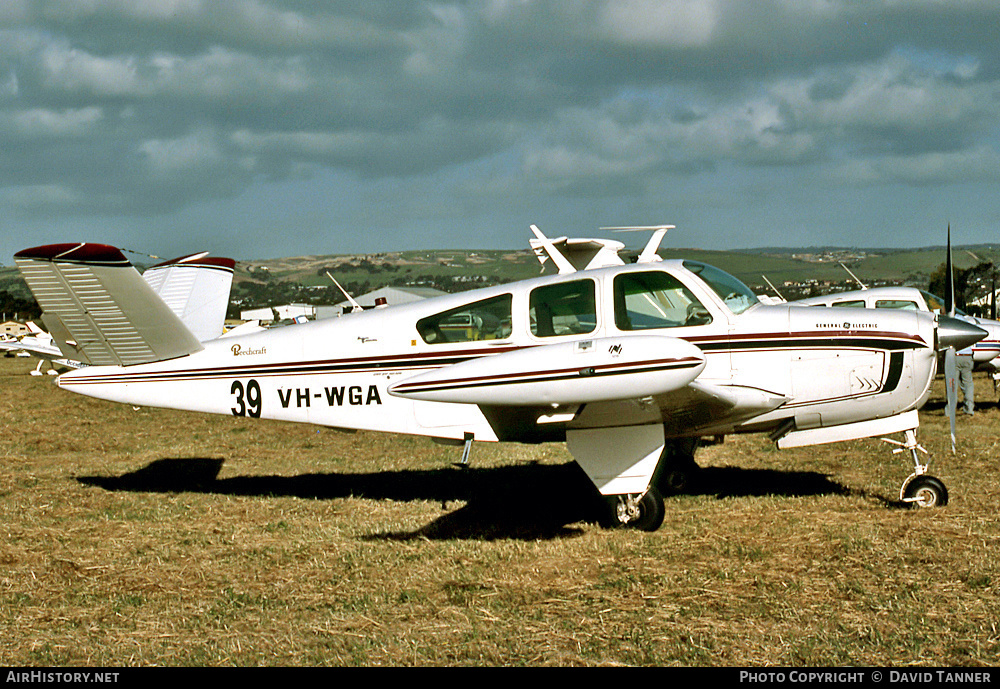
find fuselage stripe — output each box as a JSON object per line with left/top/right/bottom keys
{"left": 58, "top": 330, "right": 927, "bottom": 387}
{"left": 391, "top": 357, "right": 703, "bottom": 394}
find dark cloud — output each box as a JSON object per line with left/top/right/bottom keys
{"left": 1, "top": 1, "right": 999, "bottom": 261}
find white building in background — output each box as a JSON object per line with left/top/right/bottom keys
{"left": 240, "top": 303, "right": 315, "bottom": 323}
{"left": 239, "top": 288, "right": 447, "bottom": 323}
{"left": 316, "top": 286, "right": 446, "bottom": 319}
{"left": 2, "top": 320, "right": 30, "bottom": 337}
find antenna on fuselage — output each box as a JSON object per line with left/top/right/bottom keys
{"left": 762, "top": 275, "right": 786, "bottom": 301}
{"left": 326, "top": 272, "right": 364, "bottom": 313}
{"left": 839, "top": 262, "right": 867, "bottom": 290}
{"left": 600, "top": 225, "right": 674, "bottom": 264}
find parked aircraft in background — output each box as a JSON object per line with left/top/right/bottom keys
{"left": 15, "top": 230, "right": 986, "bottom": 529}
{"left": 0, "top": 322, "right": 83, "bottom": 375}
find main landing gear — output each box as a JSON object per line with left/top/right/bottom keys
{"left": 883, "top": 429, "right": 949, "bottom": 508}
{"left": 602, "top": 487, "right": 665, "bottom": 532}
{"left": 600, "top": 439, "right": 701, "bottom": 531}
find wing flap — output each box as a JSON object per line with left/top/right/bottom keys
{"left": 15, "top": 243, "right": 204, "bottom": 367}
{"left": 568, "top": 381, "right": 789, "bottom": 436}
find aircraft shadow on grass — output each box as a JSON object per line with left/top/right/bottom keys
{"left": 77, "top": 458, "right": 864, "bottom": 540}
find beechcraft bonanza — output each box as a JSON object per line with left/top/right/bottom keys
{"left": 15, "top": 229, "right": 988, "bottom": 530}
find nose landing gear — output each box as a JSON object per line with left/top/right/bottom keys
{"left": 883, "top": 429, "right": 949, "bottom": 508}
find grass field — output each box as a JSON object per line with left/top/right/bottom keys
{"left": 2, "top": 355, "right": 999, "bottom": 667}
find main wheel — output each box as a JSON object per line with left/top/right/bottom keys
{"left": 654, "top": 440, "right": 701, "bottom": 495}
{"left": 603, "top": 487, "right": 665, "bottom": 531}
{"left": 656, "top": 455, "right": 699, "bottom": 495}
{"left": 902, "top": 475, "right": 949, "bottom": 508}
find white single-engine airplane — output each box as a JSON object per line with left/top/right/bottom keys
{"left": 15, "top": 231, "right": 987, "bottom": 530}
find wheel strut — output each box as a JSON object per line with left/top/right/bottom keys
{"left": 881, "top": 429, "right": 948, "bottom": 507}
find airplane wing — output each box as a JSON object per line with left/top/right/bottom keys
{"left": 142, "top": 253, "right": 236, "bottom": 342}
{"left": 567, "top": 380, "right": 789, "bottom": 439}
{"left": 14, "top": 243, "right": 204, "bottom": 367}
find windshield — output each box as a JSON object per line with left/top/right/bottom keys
{"left": 920, "top": 290, "right": 967, "bottom": 316}
{"left": 683, "top": 261, "right": 758, "bottom": 314}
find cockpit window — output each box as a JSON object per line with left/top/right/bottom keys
{"left": 416, "top": 294, "right": 513, "bottom": 344}
{"left": 529, "top": 279, "right": 597, "bottom": 338}
{"left": 921, "top": 291, "right": 946, "bottom": 313}
{"left": 683, "top": 261, "right": 757, "bottom": 314}
{"left": 614, "top": 271, "right": 712, "bottom": 330}
{"left": 919, "top": 290, "right": 967, "bottom": 316}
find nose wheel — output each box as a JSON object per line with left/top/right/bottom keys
{"left": 901, "top": 474, "right": 949, "bottom": 508}
{"left": 882, "top": 429, "right": 949, "bottom": 508}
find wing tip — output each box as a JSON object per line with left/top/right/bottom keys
{"left": 14, "top": 243, "right": 131, "bottom": 266}
{"left": 150, "top": 254, "right": 236, "bottom": 272}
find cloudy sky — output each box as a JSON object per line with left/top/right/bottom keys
{"left": 2, "top": 1, "right": 999, "bottom": 264}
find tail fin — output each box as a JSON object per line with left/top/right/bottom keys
{"left": 142, "top": 253, "right": 235, "bottom": 342}
{"left": 14, "top": 243, "right": 203, "bottom": 367}
{"left": 528, "top": 224, "right": 625, "bottom": 273}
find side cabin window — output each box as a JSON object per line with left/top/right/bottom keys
{"left": 875, "top": 299, "right": 919, "bottom": 310}
{"left": 832, "top": 300, "right": 866, "bottom": 308}
{"left": 416, "top": 294, "right": 513, "bottom": 344}
{"left": 614, "top": 271, "right": 712, "bottom": 330}
{"left": 529, "top": 279, "right": 597, "bottom": 338}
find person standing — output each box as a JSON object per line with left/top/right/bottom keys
{"left": 957, "top": 344, "right": 975, "bottom": 415}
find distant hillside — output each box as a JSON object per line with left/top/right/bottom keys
{"left": 4, "top": 243, "right": 999, "bottom": 319}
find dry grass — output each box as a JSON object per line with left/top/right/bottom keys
{"left": 1, "top": 355, "right": 999, "bottom": 666}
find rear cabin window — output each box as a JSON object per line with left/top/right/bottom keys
{"left": 416, "top": 294, "right": 513, "bottom": 344}
{"left": 614, "top": 271, "right": 712, "bottom": 330}
{"left": 529, "top": 279, "right": 597, "bottom": 338}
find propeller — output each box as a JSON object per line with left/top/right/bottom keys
{"left": 943, "top": 224, "right": 958, "bottom": 453}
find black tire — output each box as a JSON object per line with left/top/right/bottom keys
{"left": 603, "top": 487, "right": 665, "bottom": 532}
{"left": 902, "top": 475, "right": 949, "bottom": 508}
{"left": 656, "top": 454, "right": 699, "bottom": 495}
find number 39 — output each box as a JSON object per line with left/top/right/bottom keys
{"left": 231, "top": 379, "right": 262, "bottom": 418}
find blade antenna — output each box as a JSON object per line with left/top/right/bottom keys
{"left": 762, "top": 275, "right": 785, "bottom": 301}
{"left": 839, "top": 262, "right": 867, "bottom": 290}
{"left": 326, "top": 272, "right": 363, "bottom": 313}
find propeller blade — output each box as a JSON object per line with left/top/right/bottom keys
{"left": 945, "top": 223, "right": 955, "bottom": 318}
{"left": 944, "top": 346, "right": 958, "bottom": 454}
{"left": 991, "top": 270, "right": 996, "bottom": 321}
{"left": 943, "top": 225, "right": 959, "bottom": 453}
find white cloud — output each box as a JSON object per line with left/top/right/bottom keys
{"left": 4, "top": 105, "right": 103, "bottom": 136}
{"left": 832, "top": 145, "right": 1000, "bottom": 186}
{"left": 596, "top": 0, "right": 720, "bottom": 47}
{"left": 139, "top": 128, "right": 227, "bottom": 178}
